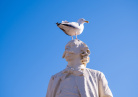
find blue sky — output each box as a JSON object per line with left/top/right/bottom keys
{"left": 0, "top": 0, "right": 138, "bottom": 97}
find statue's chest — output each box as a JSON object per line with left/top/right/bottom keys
{"left": 56, "top": 75, "right": 80, "bottom": 97}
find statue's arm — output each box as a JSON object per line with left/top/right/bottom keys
{"left": 46, "top": 76, "right": 54, "bottom": 97}
{"left": 98, "top": 72, "right": 113, "bottom": 97}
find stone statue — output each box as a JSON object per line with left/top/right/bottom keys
{"left": 46, "top": 39, "right": 113, "bottom": 97}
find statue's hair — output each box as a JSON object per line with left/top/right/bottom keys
{"left": 80, "top": 42, "right": 90, "bottom": 66}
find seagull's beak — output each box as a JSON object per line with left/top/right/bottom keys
{"left": 85, "top": 21, "right": 89, "bottom": 23}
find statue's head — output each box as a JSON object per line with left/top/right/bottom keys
{"left": 62, "top": 39, "right": 90, "bottom": 66}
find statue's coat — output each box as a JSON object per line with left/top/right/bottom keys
{"left": 46, "top": 68, "right": 113, "bottom": 97}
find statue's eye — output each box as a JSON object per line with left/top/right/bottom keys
{"left": 70, "top": 44, "right": 75, "bottom": 48}
{"left": 69, "top": 51, "right": 74, "bottom": 54}
{"left": 65, "top": 46, "right": 70, "bottom": 50}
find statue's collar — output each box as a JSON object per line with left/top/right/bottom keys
{"left": 62, "top": 65, "right": 86, "bottom": 76}
{"left": 66, "top": 65, "right": 86, "bottom": 71}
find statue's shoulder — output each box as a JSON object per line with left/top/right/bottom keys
{"left": 51, "top": 70, "right": 64, "bottom": 79}
{"left": 86, "top": 68, "right": 104, "bottom": 79}
{"left": 86, "top": 68, "right": 101, "bottom": 74}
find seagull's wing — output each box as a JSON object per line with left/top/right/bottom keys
{"left": 56, "top": 22, "right": 79, "bottom": 36}
{"left": 61, "top": 22, "right": 79, "bottom": 29}
{"left": 59, "top": 27, "right": 69, "bottom": 35}
{"left": 62, "top": 20, "right": 69, "bottom": 23}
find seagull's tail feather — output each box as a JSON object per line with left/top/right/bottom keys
{"left": 56, "top": 22, "right": 61, "bottom": 26}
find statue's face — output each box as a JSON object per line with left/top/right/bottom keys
{"left": 63, "top": 39, "right": 90, "bottom": 65}
{"left": 63, "top": 42, "right": 82, "bottom": 62}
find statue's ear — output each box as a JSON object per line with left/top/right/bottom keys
{"left": 87, "top": 49, "right": 90, "bottom": 55}
{"left": 62, "top": 51, "right": 66, "bottom": 58}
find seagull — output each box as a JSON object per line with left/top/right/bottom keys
{"left": 56, "top": 18, "right": 89, "bottom": 40}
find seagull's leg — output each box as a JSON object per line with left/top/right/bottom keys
{"left": 75, "top": 32, "right": 77, "bottom": 39}
{"left": 71, "top": 36, "right": 73, "bottom": 40}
